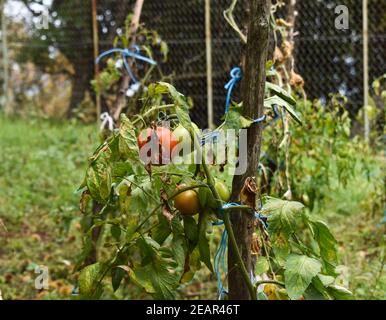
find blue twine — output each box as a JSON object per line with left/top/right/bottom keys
{"left": 224, "top": 67, "right": 266, "bottom": 124}
{"left": 212, "top": 202, "right": 268, "bottom": 299}
{"left": 96, "top": 46, "right": 157, "bottom": 84}
{"left": 224, "top": 67, "right": 242, "bottom": 113}
{"left": 214, "top": 227, "right": 228, "bottom": 299}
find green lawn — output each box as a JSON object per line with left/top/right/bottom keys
{"left": 0, "top": 116, "right": 97, "bottom": 299}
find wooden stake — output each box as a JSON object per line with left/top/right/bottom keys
{"left": 1, "top": 0, "right": 10, "bottom": 114}
{"left": 363, "top": 0, "right": 370, "bottom": 142}
{"left": 228, "top": 0, "right": 271, "bottom": 300}
{"left": 91, "top": 0, "right": 101, "bottom": 125}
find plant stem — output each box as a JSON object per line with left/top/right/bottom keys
{"left": 190, "top": 128, "right": 257, "bottom": 300}
{"left": 222, "top": 205, "right": 254, "bottom": 212}
{"left": 135, "top": 183, "right": 210, "bottom": 232}
{"left": 254, "top": 279, "right": 285, "bottom": 288}
{"left": 132, "top": 104, "right": 174, "bottom": 125}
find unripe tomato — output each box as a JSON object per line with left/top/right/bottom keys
{"left": 137, "top": 126, "right": 178, "bottom": 165}
{"left": 215, "top": 180, "right": 230, "bottom": 202}
{"left": 172, "top": 123, "right": 200, "bottom": 163}
{"left": 173, "top": 185, "right": 200, "bottom": 216}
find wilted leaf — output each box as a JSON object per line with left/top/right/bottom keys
{"left": 240, "top": 177, "right": 257, "bottom": 208}
{"left": 263, "top": 197, "right": 304, "bottom": 238}
{"left": 160, "top": 190, "right": 173, "bottom": 224}
{"left": 119, "top": 114, "right": 140, "bottom": 160}
{"left": 311, "top": 220, "right": 338, "bottom": 264}
{"left": 79, "top": 190, "right": 91, "bottom": 213}
{"left": 86, "top": 160, "right": 112, "bottom": 204}
{"left": 78, "top": 262, "right": 105, "bottom": 299}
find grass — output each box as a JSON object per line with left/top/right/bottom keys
{"left": 0, "top": 115, "right": 384, "bottom": 300}
{"left": 0, "top": 116, "right": 98, "bottom": 299}
{"left": 318, "top": 160, "right": 385, "bottom": 299}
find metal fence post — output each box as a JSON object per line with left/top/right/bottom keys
{"left": 91, "top": 0, "right": 101, "bottom": 125}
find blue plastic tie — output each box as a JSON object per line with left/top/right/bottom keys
{"left": 212, "top": 202, "right": 268, "bottom": 299}
{"left": 224, "top": 67, "right": 266, "bottom": 124}
{"left": 224, "top": 67, "right": 242, "bottom": 113}
{"left": 96, "top": 47, "right": 157, "bottom": 84}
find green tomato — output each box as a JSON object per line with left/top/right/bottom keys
{"left": 172, "top": 123, "right": 200, "bottom": 163}
{"left": 207, "top": 179, "right": 231, "bottom": 209}
{"left": 215, "top": 180, "right": 231, "bottom": 202}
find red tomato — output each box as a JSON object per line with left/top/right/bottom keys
{"left": 137, "top": 127, "right": 178, "bottom": 165}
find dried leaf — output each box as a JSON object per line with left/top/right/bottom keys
{"left": 79, "top": 190, "right": 91, "bottom": 213}
{"left": 160, "top": 190, "right": 174, "bottom": 224}
{"left": 274, "top": 47, "right": 285, "bottom": 65}
{"left": 240, "top": 177, "right": 258, "bottom": 208}
{"left": 290, "top": 72, "right": 305, "bottom": 88}
{"left": 282, "top": 41, "right": 294, "bottom": 59}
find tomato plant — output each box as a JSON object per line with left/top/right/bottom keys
{"left": 75, "top": 80, "right": 352, "bottom": 300}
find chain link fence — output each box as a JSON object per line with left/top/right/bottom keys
{"left": 1, "top": 0, "right": 385, "bottom": 127}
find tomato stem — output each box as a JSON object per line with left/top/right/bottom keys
{"left": 254, "top": 279, "right": 285, "bottom": 288}
{"left": 189, "top": 127, "right": 257, "bottom": 300}
{"left": 132, "top": 104, "right": 174, "bottom": 125}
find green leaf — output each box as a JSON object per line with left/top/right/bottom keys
{"left": 197, "top": 212, "right": 214, "bottom": 272}
{"left": 255, "top": 256, "right": 269, "bottom": 275}
{"left": 263, "top": 197, "right": 305, "bottom": 238}
{"left": 264, "top": 95, "right": 302, "bottom": 125}
{"left": 257, "top": 291, "right": 268, "bottom": 300}
{"left": 317, "top": 274, "right": 335, "bottom": 287}
{"left": 265, "top": 81, "right": 297, "bottom": 106}
{"left": 183, "top": 216, "right": 199, "bottom": 244}
{"left": 78, "top": 262, "right": 104, "bottom": 299}
{"left": 311, "top": 220, "right": 338, "bottom": 264}
{"left": 160, "top": 41, "right": 169, "bottom": 62}
{"left": 303, "top": 283, "right": 326, "bottom": 300}
{"left": 157, "top": 82, "right": 193, "bottom": 130}
{"left": 111, "top": 267, "right": 125, "bottom": 292}
{"left": 110, "top": 225, "right": 121, "bottom": 241}
{"left": 327, "top": 284, "right": 354, "bottom": 300}
{"left": 284, "top": 254, "right": 322, "bottom": 300}
{"left": 131, "top": 237, "right": 181, "bottom": 299}
{"left": 222, "top": 103, "right": 253, "bottom": 130}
